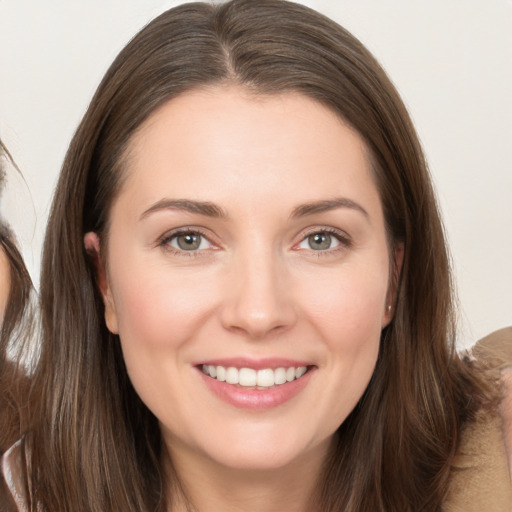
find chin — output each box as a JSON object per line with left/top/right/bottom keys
{"left": 213, "top": 449, "right": 298, "bottom": 471}
{"left": 197, "top": 429, "right": 328, "bottom": 472}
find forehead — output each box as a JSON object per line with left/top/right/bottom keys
{"left": 115, "top": 86, "right": 382, "bottom": 220}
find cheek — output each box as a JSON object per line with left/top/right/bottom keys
{"left": 301, "top": 259, "right": 389, "bottom": 337}
{"left": 106, "top": 244, "right": 226, "bottom": 378}
{"left": 111, "top": 268, "right": 216, "bottom": 350}
{"left": 297, "top": 260, "right": 387, "bottom": 414}
{"left": 107, "top": 263, "right": 220, "bottom": 413}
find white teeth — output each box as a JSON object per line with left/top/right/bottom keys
{"left": 201, "top": 364, "right": 309, "bottom": 387}
{"left": 274, "top": 367, "right": 287, "bottom": 385}
{"left": 225, "top": 367, "right": 239, "bottom": 384}
{"left": 239, "top": 368, "right": 257, "bottom": 387}
{"left": 257, "top": 369, "right": 274, "bottom": 387}
{"left": 295, "top": 366, "right": 307, "bottom": 378}
{"left": 216, "top": 365, "right": 226, "bottom": 382}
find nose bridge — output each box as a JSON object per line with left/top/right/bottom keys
{"left": 221, "top": 240, "right": 296, "bottom": 338}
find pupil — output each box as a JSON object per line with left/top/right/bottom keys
{"left": 178, "top": 233, "right": 200, "bottom": 250}
{"left": 309, "top": 233, "right": 331, "bottom": 250}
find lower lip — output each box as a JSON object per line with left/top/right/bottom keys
{"left": 197, "top": 368, "right": 314, "bottom": 411}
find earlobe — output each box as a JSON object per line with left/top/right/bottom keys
{"left": 84, "top": 232, "right": 119, "bottom": 334}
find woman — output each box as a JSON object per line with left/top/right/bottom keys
{"left": 0, "top": 140, "right": 33, "bottom": 455}
{"left": 0, "top": 140, "right": 34, "bottom": 512}
{"left": 4, "top": 0, "right": 510, "bottom": 510}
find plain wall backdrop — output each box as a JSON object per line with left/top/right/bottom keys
{"left": 0, "top": 0, "right": 511, "bottom": 348}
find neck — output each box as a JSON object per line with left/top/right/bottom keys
{"left": 163, "top": 438, "right": 330, "bottom": 512}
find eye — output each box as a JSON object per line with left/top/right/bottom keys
{"left": 299, "top": 232, "right": 340, "bottom": 251}
{"left": 164, "top": 231, "right": 212, "bottom": 252}
{"left": 296, "top": 229, "right": 350, "bottom": 252}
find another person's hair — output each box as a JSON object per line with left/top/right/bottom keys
{"left": 0, "top": 139, "right": 33, "bottom": 455}
{"left": 22, "top": 1, "right": 495, "bottom": 510}
{"left": 1, "top": 140, "right": 35, "bottom": 512}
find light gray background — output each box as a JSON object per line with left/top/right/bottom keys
{"left": 1, "top": 0, "right": 511, "bottom": 348}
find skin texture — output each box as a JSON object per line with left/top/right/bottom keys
{"left": 0, "top": 246, "right": 10, "bottom": 320}
{"left": 86, "top": 86, "right": 399, "bottom": 511}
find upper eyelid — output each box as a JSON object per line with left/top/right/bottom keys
{"left": 294, "top": 226, "right": 352, "bottom": 243}
{"left": 158, "top": 227, "right": 217, "bottom": 248}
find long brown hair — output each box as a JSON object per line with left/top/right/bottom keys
{"left": 0, "top": 140, "right": 33, "bottom": 454}
{"left": 0, "top": 141, "right": 34, "bottom": 512}
{"left": 23, "top": 1, "right": 494, "bottom": 510}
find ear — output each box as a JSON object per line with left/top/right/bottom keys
{"left": 84, "top": 232, "right": 119, "bottom": 334}
{"left": 383, "top": 242, "right": 404, "bottom": 326}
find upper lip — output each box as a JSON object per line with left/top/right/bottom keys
{"left": 194, "top": 357, "right": 313, "bottom": 370}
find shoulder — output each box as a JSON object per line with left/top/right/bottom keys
{"left": 443, "top": 328, "right": 512, "bottom": 511}
{"left": 444, "top": 409, "right": 512, "bottom": 511}
{"left": 471, "top": 326, "right": 512, "bottom": 466}
{"left": 500, "top": 367, "right": 512, "bottom": 470}
{"left": 471, "top": 326, "right": 512, "bottom": 372}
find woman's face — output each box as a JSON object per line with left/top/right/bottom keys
{"left": 91, "top": 86, "right": 396, "bottom": 472}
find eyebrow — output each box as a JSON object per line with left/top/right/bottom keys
{"left": 139, "top": 196, "right": 369, "bottom": 222}
{"left": 139, "top": 199, "right": 229, "bottom": 221}
{"left": 291, "top": 198, "right": 369, "bottom": 219}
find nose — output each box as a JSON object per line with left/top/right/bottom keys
{"left": 220, "top": 247, "right": 297, "bottom": 340}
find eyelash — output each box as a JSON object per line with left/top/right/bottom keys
{"left": 158, "top": 228, "right": 217, "bottom": 258}
{"left": 295, "top": 227, "right": 352, "bottom": 257}
{"left": 157, "top": 226, "right": 352, "bottom": 257}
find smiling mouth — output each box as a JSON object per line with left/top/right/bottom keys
{"left": 200, "top": 364, "right": 310, "bottom": 388}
